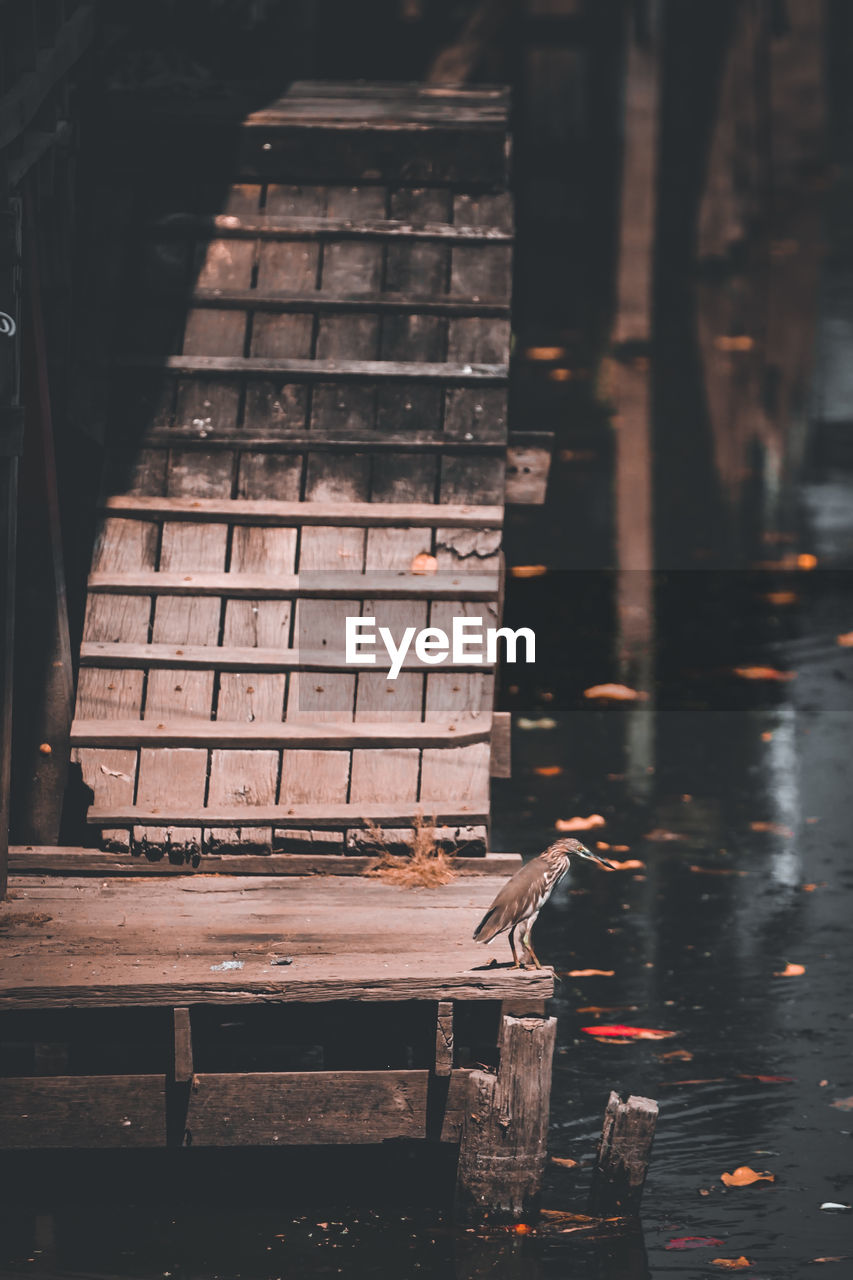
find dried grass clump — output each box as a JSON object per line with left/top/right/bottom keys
{"left": 362, "top": 814, "right": 457, "bottom": 887}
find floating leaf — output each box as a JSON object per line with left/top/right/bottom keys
{"left": 524, "top": 346, "right": 566, "bottom": 361}
{"left": 738, "top": 1074, "right": 795, "bottom": 1084}
{"left": 608, "top": 858, "right": 646, "bottom": 870}
{"left": 582, "top": 1025, "right": 677, "bottom": 1041}
{"left": 611, "top": 844, "right": 631, "bottom": 852}
{"left": 576, "top": 1005, "right": 638, "bottom": 1015}
{"left": 733, "top": 666, "right": 797, "bottom": 682}
{"left": 534, "top": 765, "right": 563, "bottom": 777}
{"left": 658, "top": 1048, "right": 694, "bottom": 1062}
{"left": 645, "top": 828, "right": 687, "bottom": 842}
{"left": 714, "top": 334, "right": 754, "bottom": 351}
{"left": 711, "top": 1258, "right": 752, "bottom": 1270}
{"left": 510, "top": 565, "right": 548, "bottom": 578}
{"left": 720, "top": 1166, "right": 775, "bottom": 1187}
{"left": 690, "top": 865, "right": 747, "bottom": 876}
{"left": 763, "top": 591, "right": 798, "bottom": 605}
{"left": 749, "top": 821, "right": 794, "bottom": 837}
{"left": 798, "top": 553, "right": 818, "bottom": 570}
{"left": 583, "top": 683, "right": 649, "bottom": 702}
{"left": 550, "top": 1156, "right": 579, "bottom": 1169}
{"left": 410, "top": 552, "right": 437, "bottom": 575}
{"left": 565, "top": 968, "right": 615, "bottom": 978}
{"left": 773, "top": 962, "right": 805, "bottom": 977}
{"left": 830, "top": 1097, "right": 853, "bottom": 1111}
{"left": 666, "top": 1237, "right": 725, "bottom": 1250}
{"left": 517, "top": 717, "right": 557, "bottom": 730}
{"left": 761, "top": 731, "right": 774, "bottom": 741}
{"left": 555, "top": 814, "right": 606, "bottom": 832}
{"left": 837, "top": 632, "right": 853, "bottom": 648}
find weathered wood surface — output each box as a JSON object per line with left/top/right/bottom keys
{"left": 74, "top": 82, "right": 512, "bottom": 858}
{"left": 0, "top": 875, "right": 554, "bottom": 1008}
{"left": 455, "top": 1014, "right": 557, "bottom": 1220}
{"left": 8, "top": 848, "right": 522, "bottom": 877}
{"left": 588, "top": 1091, "right": 659, "bottom": 1217}
{"left": 0, "top": 1068, "right": 472, "bottom": 1149}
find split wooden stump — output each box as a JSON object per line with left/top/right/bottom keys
{"left": 588, "top": 1090, "right": 659, "bottom": 1217}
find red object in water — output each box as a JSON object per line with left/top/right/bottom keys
{"left": 581, "top": 1024, "right": 677, "bottom": 1041}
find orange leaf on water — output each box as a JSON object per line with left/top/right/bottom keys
{"left": 510, "top": 564, "right": 548, "bottom": 578}
{"left": 565, "top": 969, "right": 615, "bottom": 978}
{"left": 645, "top": 828, "right": 687, "bottom": 842}
{"left": 797, "top": 553, "right": 818, "bottom": 569}
{"left": 830, "top": 1096, "right": 853, "bottom": 1111}
{"left": 550, "top": 1156, "right": 579, "bottom": 1169}
{"left": 761, "top": 731, "right": 773, "bottom": 741}
{"left": 773, "top": 963, "right": 805, "bottom": 977}
{"left": 582, "top": 1025, "right": 677, "bottom": 1041}
{"left": 721, "top": 1166, "right": 775, "bottom": 1187}
{"left": 583, "top": 683, "right": 649, "bottom": 702}
{"left": 837, "top": 632, "right": 853, "bottom": 647}
{"left": 714, "top": 335, "right": 754, "bottom": 351}
{"left": 763, "top": 591, "right": 798, "bottom": 605}
{"left": 658, "top": 1048, "right": 694, "bottom": 1062}
{"left": 555, "top": 814, "right": 606, "bottom": 832}
{"left": 738, "top": 1074, "right": 795, "bottom": 1084}
{"left": 523, "top": 346, "right": 566, "bottom": 361}
{"left": 534, "top": 765, "right": 563, "bottom": 777}
{"left": 689, "top": 865, "right": 748, "bottom": 876}
{"left": 750, "top": 821, "right": 794, "bottom": 837}
{"left": 711, "top": 1258, "right": 752, "bottom": 1270}
{"left": 608, "top": 858, "right": 646, "bottom": 870}
{"left": 733, "top": 666, "right": 797, "bottom": 681}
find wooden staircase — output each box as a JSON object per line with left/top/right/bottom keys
{"left": 70, "top": 82, "right": 514, "bottom": 865}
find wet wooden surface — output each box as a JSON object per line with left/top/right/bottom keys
{"left": 0, "top": 874, "right": 553, "bottom": 1008}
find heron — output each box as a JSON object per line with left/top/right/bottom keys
{"left": 473, "top": 837, "right": 616, "bottom": 969}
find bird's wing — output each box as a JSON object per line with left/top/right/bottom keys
{"left": 473, "top": 859, "right": 545, "bottom": 942}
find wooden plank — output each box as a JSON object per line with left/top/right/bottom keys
{"left": 164, "top": 289, "right": 510, "bottom": 317}
{"left": 172, "top": 1008, "right": 193, "bottom": 1083}
{"left": 118, "top": 356, "right": 506, "bottom": 383}
{"left": 89, "top": 800, "right": 490, "bottom": 828}
{"left": 185, "top": 1069, "right": 470, "bottom": 1145}
{"left": 150, "top": 214, "right": 513, "bottom": 243}
{"left": 86, "top": 571, "right": 499, "bottom": 601}
{"left": 100, "top": 496, "right": 503, "bottom": 528}
{"left": 72, "top": 719, "right": 489, "bottom": 750}
{"left": 8, "top": 849, "right": 523, "bottom": 877}
{"left": 489, "top": 710, "right": 511, "bottom": 778}
{"left": 435, "top": 1001, "right": 454, "bottom": 1077}
{"left": 132, "top": 429, "right": 508, "bottom": 453}
{"left": 79, "top": 642, "right": 496, "bottom": 673}
{"left": 0, "top": 1075, "right": 166, "bottom": 1148}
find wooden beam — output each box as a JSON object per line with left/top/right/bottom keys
{"left": 100, "top": 496, "right": 503, "bottom": 528}
{"left": 127, "top": 428, "right": 509, "bottom": 453}
{"left": 172, "top": 1008, "right": 193, "bottom": 1084}
{"left": 157, "top": 289, "right": 510, "bottom": 317}
{"left": 117, "top": 355, "right": 507, "bottom": 384}
{"left": 86, "top": 802, "right": 489, "bottom": 830}
{"left": 588, "top": 1091, "right": 659, "bottom": 1217}
{"left": 0, "top": 1075, "right": 166, "bottom": 1148}
{"left": 79, "top": 641, "right": 496, "bottom": 673}
{"left": 85, "top": 571, "right": 499, "bottom": 601}
{"left": 455, "top": 1015, "right": 557, "bottom": 1220}
{"left": 0, "top": 5, "right": 95, "bottom": 151}
{"left": 71, "top": 717, "right": 489, "bottom": 752}
{"left": 8, "top": 847, "right": 523, "bottom": 877}
{"left": 150, "top": 213, "right": 512, "bottom": 243}
{"left": 435, "top": 1001, "right": 454, "bottom": 1077}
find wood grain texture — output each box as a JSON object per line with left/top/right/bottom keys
{"left": 8, "top": 848, "right": 522, "bottom": 877}
{"left": 101, "top": 496, "right": 503, "bottom": 528}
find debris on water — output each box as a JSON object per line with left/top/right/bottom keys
{"left": 666, "top": 1236, "right": 725, "bottom": 1250}
{"left": 774, "top": 962, "right": 806, "bottom": 977}
{"left": 210, "top": 960, "right": 244, "bottom": 971}
{"left": 721, "top": 1166, "right": 775, "bottom": 1187}
{"left": 554, "top": 813, "right": 605, "bottom": 832}
{"left": 583, "top": 682, "right": 649, "bottom": 702}
{"left": 516, "top": 715, "right": 557, "bottom": 729}
{"left": 820, "top": 1203, "right": 852, "bottom": 1213}
{"left": 270, "top": 956, "right": 294, "bottom": 966}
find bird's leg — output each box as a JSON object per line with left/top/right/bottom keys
{"left": 509, "top": 929, "right": 521, "bottom": 968}
{"left": 522, "top": 930, "right": 542, "bottom": 970}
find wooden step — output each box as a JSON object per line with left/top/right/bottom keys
{"left": 100, "top": 496, "right": 503, "bottom": 527}
{"left": 150, "top": 213, "right": 513, "bottom": 243}
{"left": 118, "top": 355, "right": 507, "bottom": 383}
{"left": 70, "top": 719, "right": 491, "bottom": 750}
{"left": 159, "top": 289, "right": 510, "bottom": 317}
{"left": 86, "top": 571, "right": 499, "bottom": 600}
{"left": 82, "top": 800, "right": 490, "bottom": 828}
{"left": 79, "top": 642, "right": 497, "bottom": 672}
{"left": 129, "top": 428, "right": 509, "bottom": 453}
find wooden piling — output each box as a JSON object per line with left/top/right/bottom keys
{"left": 588, "top": 1091, "right": 658, "bottom": 1217}
{"left": 455, "top": 1014, "right": 556, "bottom": 1221}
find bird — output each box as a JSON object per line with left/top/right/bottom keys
{"left": 473, "top": 837, "right": 616, "bottom": 969}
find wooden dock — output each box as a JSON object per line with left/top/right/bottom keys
{"left": 0, "top": 872, "right": 556, "bottom": 1219}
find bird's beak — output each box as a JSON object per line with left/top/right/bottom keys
{"left": 577, "top": 844, "right": 617, "bottom": 870}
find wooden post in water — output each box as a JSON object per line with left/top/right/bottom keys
{"left": 589, "top": 1090, "right": 658, "bottom": 1217}
{"left": 455, "top": 1013, "right": 556, "bottom": 1221}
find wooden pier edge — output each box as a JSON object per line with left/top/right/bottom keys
{"left": 454, "top": 1014, "right": 557, "bottom": 1221}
